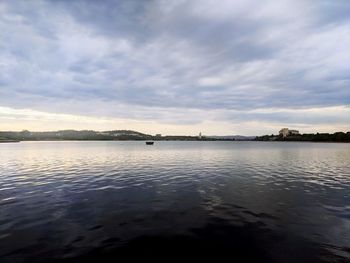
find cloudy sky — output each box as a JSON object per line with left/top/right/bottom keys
{"left": 0, "top": 0, "right": 349, "bottom": 135}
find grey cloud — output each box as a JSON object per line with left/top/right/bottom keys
{"left": 0, "top": 0, "right": 350, "bottom": 127}
{"left": 52, "top": 0, "right": 153, "bottom": 41}
{"left": 313, "top": 0, "right": 350, "bottom": 25}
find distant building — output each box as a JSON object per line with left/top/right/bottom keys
{"left": 155, "top": 134, "right": 162, "bottom": 137}
{"left": 199, "top": 132, "right": 202, "bottom": 139}
{"left": 279, "top": 128, "right": 299, "bottom": 138}
{"left": 279, "top": 128, "right": 289, "bottom": 138}
{"left": 289, "top": 130, "right": 300, "bottom": 135}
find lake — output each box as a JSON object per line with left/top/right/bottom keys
{"left": 0, "top": 141, "right": 349, "bottom": 262}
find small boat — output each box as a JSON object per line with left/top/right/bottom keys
{"left": 146, "top": 141, "right": 154, "bottom": 145}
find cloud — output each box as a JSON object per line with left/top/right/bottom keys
{"left": 0, "top": 0, "right": 349, "bottom": 134}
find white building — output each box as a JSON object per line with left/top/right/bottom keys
{"left": 279, "top": 128, "right": 289, "bottom": 138}
{"left": 279, "top": 128, "right": 299, "bottom": 138}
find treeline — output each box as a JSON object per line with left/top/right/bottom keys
{"left": 255, "top": 132, "right": 350, "bottom": 142}
{"left": 0, "top": 130, "right": 152, "bottom": 141}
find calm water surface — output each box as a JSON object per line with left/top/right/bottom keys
{"left": 0, "top": 141, "right": 349, "bottom": 262}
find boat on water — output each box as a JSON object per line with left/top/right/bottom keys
{"left": 146, "top": 141, "right": 154, "bottom": 145}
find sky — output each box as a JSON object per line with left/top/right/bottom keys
{"left": 0, "top": 0, "right": 349, "bottom": 136}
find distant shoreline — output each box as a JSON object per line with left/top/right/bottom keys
{"left": 1, "top": 129, "right": 349, "bottom": 143}
{"left": 0, "top": 139, "right": 237, "bottom": 142}
{"left": 255, "top": 131, "right": 350, "bottom": 143}
{"left": 1, "top": 140, "right": 349, "bottom": 143}
{"left": 0, "top": 140, "right": 20, "bottom": 143}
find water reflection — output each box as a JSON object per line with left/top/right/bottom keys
{"left": 0, "top": 141, "right": 349, "bottom": 262}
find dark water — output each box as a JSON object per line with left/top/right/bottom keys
{"left": 0, "top": 141, "right": 349, "bottom": 262}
